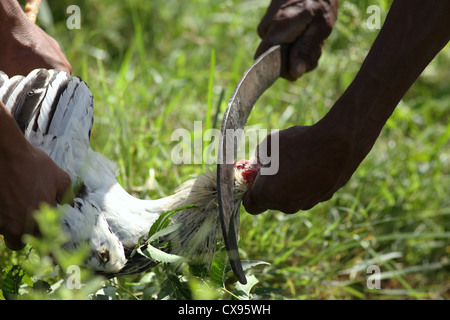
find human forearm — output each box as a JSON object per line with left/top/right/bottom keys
{"left": 321, "top": 0, "right": 450, "bottom": 163}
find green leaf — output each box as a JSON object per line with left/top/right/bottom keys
{"left": 137, "top": 244, "right": 188, "bottom": 264}
{"left": 32, "top": 280, "right": 52, "bottom": 294}
{"left": 147, "top": 205, "right": 196, "bottom": 239}
{"left": 241, "top": 260, "right": 270, "bottom": 271}
{"left": 159, "top": 274, "right": 192, "bottom": 300}
{"left": 253, "top": 287, "right": 289, "bottom": 300}
{"left": 2, "top": 265, "right": 25, "bottom": 300}
{"left": 209, "top": 250, "right": 228, "bottom": 287}
{"left": 189, "top": 277, "right": 221, "bottom": 300}
{"left": 130, "top": 205, "right": 194, "bottom": 258}
{"left": 148, "top": 223, "right": 183, "bottom": 243}
{"left": 233, "top": 275, "right": 258, "bottom": 300}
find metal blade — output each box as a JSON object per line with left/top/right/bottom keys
{"left": 217, "top": 45, "right": 283, "bottom": 284}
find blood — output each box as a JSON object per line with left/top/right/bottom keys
{"left": 235, "top": 159, "right": 260, "bottom": 185}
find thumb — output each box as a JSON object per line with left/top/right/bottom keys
{"left": 4, "top": 235, "right": 26, "bottom": 251}
{"left": 55, "top": 170, "right": 74, "bottom": 205}
{"left": 242, "top": 184, "right": 267, "bottom": 215}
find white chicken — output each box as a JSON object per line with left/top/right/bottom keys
{"left": 0, "top": 69, "right": 258, "bottom": 277}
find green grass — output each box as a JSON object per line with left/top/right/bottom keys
{"left": 1, "top": 0, "right": 449, "bottom": 299}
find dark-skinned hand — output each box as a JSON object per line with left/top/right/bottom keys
{"left": 255, "top": 0, "right": 338, "bottom": 81}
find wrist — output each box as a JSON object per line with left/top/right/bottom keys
{"left": 315, "top": 71, "right": 397, "bottom": 175}
{"left": 319, "top": 79, "right": 392, "bottom": 160}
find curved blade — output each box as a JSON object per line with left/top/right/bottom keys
{"left": 217, "top": 45, "right": 283, "bottom": 284}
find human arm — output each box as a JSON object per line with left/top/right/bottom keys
{"left": 0, "top": 101, "right": 72, "bottom": 250}
{"left": 255, "top": 0, "right": 338, "bottom": 81}
{"left": 0, "top": 0, "right": 71, "bottom": 76}
{"left": 244, "top": 0, "right": 450, "bottom": 214}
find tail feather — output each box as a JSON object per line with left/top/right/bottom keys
{"left": 0, "top": 74, "right": 22, "bottom": 104}
{"left": 0, "top": 69, "right": 49, "bottom": 133}
{"left": 46, "top": 74, "right": 93, "bottom": 140}
{"left": 0, "top": 69, "right": 94, "bottom": 180}
{"left": 13, "top": 70, "right": 50, "bottom": 133}
{"left": 0, "top": 71, "right": 9, "bottom": 88}
{"left": 0, "top": 69, "right": 92, "bottom": 144}
{"left": 33, "top": 69, "right": 71, "bottom": 135}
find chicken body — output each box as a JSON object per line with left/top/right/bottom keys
{"left": 0, "top": 69, "right": 255, "bottom": 277}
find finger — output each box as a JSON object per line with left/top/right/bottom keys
{"left": 257, "top": 0, "right": 287, "bottom": 39}
{"left": 243, "top": 185, "right": 305, "bottom": 215}
{"left": 290, "top": 31, "right": 327, "bottom": 78}
{"left": 254, "top": 37, "right": 275, "bottom": 61}
{"left": 276, "top": 204, "right": 302, "bottom": 214}
{"left": 288, "top": 37, "right": 322, "bottom": 79}
{"left": 242, "top": 188, "right": 267, "bottom": 215}
{"left": 49, "top": 38, "right": 72, "bottom": 74}
{"left": 55, "top": 170, "right": 74, "bottom": 205}
{"left": 4, "top": 234, "right": 26, "bottom": 251}
{"left": 45, "top": 43, "right": 72, "bottom": 74}
{"left": 254, "top": 10, "right": 314, "bottom": 60}
{"left": 255, "top": 1, "right": 315, "bottom": 59}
